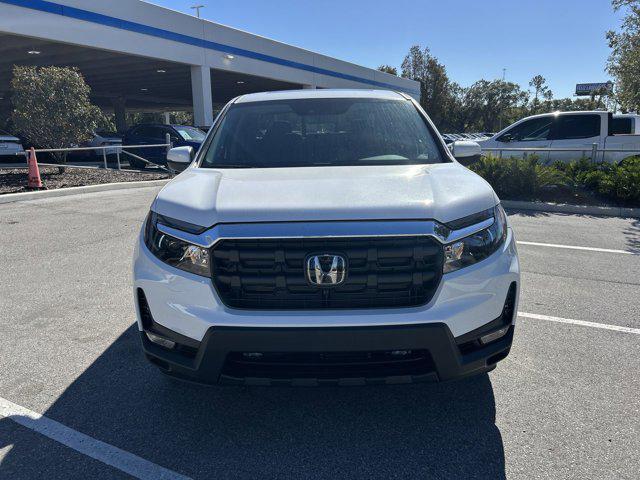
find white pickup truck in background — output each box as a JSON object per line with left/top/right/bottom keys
{"left": 475, "top": 111, "right": 640, "bottom": 164}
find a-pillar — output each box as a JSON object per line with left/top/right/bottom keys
{"left": 191, "top": 65, "right": 214, "bottom": 127}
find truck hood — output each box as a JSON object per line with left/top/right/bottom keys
{"left": 153, "top": 163, "right": 499, "bottom": 227}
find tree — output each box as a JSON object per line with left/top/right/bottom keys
{"left": 390, "top": 44, "right": 614, "bottom": 134}
{"left": 460, "top": 80, "right": 529, "bottom": 132}
{"left": 529, "top": 75, "right": 550, "bottom": 102}
{"left": 607, "top": 0, "right": 640, "bottom": 111}
{"left": 528, "top": 75, "right": 554, "bottom": 114}
{"left": 126, "top": 111, "right": 193, "bottom": 126}
{"left": 401, "top": 45, "right": 460, "bottom": 131}
{"left": 377, "top": 65, "right": 398, "bottom": 76}
{"left": 11, "top": 66, "right": 109, "bottom": 170}
{"left": 0, "top": 95, "right": 11, "bottom": 130}
{"left": 538, "top": 96, "right": 605, "bottom": 113}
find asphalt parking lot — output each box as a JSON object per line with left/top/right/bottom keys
{"left": 0, "top": 187, "right": 638, "bottom": 479}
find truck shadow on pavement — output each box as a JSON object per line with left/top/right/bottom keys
{"left": 0, "top": 325, "right": 506, "bottom": 479}
{"left": 623, "top": 218, "right": 640, "bottom": 253}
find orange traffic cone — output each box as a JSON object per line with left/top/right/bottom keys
{"left": 27, "top": 147, "right": 44, "bottom": 189}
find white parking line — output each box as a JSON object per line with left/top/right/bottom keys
{"left": 518, "top": 312, "right": 640, "bottom": 335}
{"left": 517, "top": 241, "right": 638, "bottom": 255}
{"left": 0, "top": 397, "right": 191, "bottom": 480}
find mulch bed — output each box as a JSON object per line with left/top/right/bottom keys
{"left": 0, "top": 166, "right": 171, "bottom": 195}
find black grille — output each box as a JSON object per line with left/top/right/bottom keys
{"left": 210, "top": 236, "right": 444, "bottom": 309}
{"left": 221, "top": 350, "right": 436, "bottom": 382}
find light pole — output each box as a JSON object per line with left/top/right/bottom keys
{"left": 191, "top": 4, "right": 205, "bottom": 18}
{"left": 499, "top": 69, "right": 506, "bottom": 131}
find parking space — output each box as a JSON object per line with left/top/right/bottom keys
{"left": 0, "top": 189, "right": 639, "bottom": 479}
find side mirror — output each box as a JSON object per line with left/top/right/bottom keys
{"left": 450, "top": 140, "right": 481, "bottom": 165}
{"left": 167, "top": 146, "right": 194, "bottom": 172}
{"left": 499, "top": 133, "right": 513, "bottom": 143}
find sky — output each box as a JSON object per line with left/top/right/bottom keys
{"left": 148, "top": 0, "right": 624, "bottom": 99}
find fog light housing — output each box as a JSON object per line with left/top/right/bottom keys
{"left": 145, "top": 331, "right": 176, "bottom": 350}
{"left": 479, "top": 326, "right": 510, "bottom": 345}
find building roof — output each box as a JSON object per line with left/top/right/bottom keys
{"left": 0, "top": 0, "right": 420, "bottom": 97}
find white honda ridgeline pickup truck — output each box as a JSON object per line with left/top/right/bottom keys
{"left": 133, "top": 90, "right": 520, "bottom": 386}
{"left": 475, "top": 110, "right": 640, "bottom": 164}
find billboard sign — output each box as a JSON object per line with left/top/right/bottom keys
{"left": 575, "top": 82, "right": 613, "bottom": 96}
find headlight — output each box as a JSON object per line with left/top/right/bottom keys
{"left": 144, "top": 212, "right": 211, "bottom": 277}
{"left": 443, "top": 204, "right": 508, "bottom": 274}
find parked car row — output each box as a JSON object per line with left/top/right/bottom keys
{"left": 441, "top": 132, "right": 493, "bottom": 144}
{"left": 122, "top": 124, "right": 206, "bottom": 168}
{"left": 1, "top": 129, "right": 123, "bottom": 162}
{"left": 0, "top": 124, "right": 207, "bottom": 168}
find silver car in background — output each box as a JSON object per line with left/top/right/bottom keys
{"left": 0, "top": 129, "right": 24, "bottom": 160}
{"left": 83, "top": 129, "right": 123, "bottom": 158}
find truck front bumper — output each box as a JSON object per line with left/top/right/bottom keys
{"left": 139, "top": 284, "right": 516, "bottom": 386}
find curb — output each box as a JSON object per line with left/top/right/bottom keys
{"left": 502, "top": 200, "right": 640, "bottom": 219}
{"left": 0, "top": 179, "right": 170, "bottom": 205}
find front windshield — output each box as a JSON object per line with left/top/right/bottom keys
{"left": 200, "top": 97, "right": 444, "bottom": 168}
{"left": 175, "top": 126, "right": 206, "bottom": 142}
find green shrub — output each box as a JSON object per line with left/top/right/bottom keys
{"left": 472, "top": 155, "right": 640, "bottom": 205}
{"left": 11, "top": 65, "right": 112, "bottom": 172}
{"left": 551, "top": 157, "right": 593, "bottom": 185}
{"left": 594, "top": 157, "right": 640, "bottom": 203}
{"left": 554, "top": 156, "right": 640, "bottom": 204}
{"left": 469, "top": 155, "right": 568, "bottom": 199}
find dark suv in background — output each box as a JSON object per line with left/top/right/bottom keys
{"left": 123, "top": 124, "right": 205, "bottom": 168}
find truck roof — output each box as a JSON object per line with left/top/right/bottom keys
{"left": 524, "top": 111, "right": 605, "bottom": 119}
{"left": 613, "top": 112, "right": 640, "bottom": 118}
{"left": 235, "top": 89, "right": 408, "bottom": 103}
{"left": 522, "top": 110, "right": 640, "bottom": 119}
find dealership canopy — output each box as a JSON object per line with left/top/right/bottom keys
{"left": 0, "top": 0, "right": 419, "bottom": 128}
